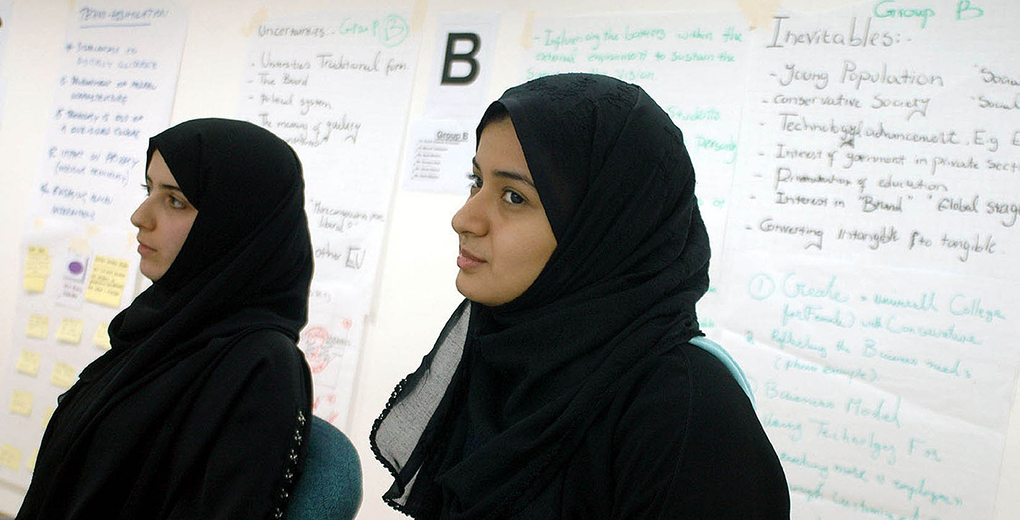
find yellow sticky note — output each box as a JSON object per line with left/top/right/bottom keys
{"left": 24, "top": 276, "right": 47, "bottom": 293}
{"left": 56, "top": 318, "right": 84, "bottom": 344}
{"left": 41, "top": 407, "right": 55, "bottom": 429}
{"left": 50, "top": 362, "right": 77, "bottom": 389}
{"left": 9, "top": 389, "right": 33, "bottom": 416}
{"left": 93, "top": 322, "right": 111, "bottom": 350}
{"left": 84, "top": 255, "right": 129, "bottom": 308}
{"left": 0, "top": 444, "right": 23, "bottom": 470}
{"left": 23, "top": 246, "right": 51, "bottom": 293}
{"left": 26, "top": 315, "right": 49, "bottom": 339}
{"left": 16, "top": 350, "right": 42, "bottom": 376}
{"left": 26, "top": 449, "right": 38, "bottom": 471}
{"left": 27, "top": 246, "right": 53, "bottom": 274}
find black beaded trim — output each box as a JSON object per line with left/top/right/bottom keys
{"left": 270, "top": 410, "right": 307, "bottom": 519}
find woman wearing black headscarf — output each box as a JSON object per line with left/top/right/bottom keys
{"left": 17, "top": 118, "right": 315, "bottom": 519}
{"left": 371, "top": 74, "right": 789, "bottom": 519}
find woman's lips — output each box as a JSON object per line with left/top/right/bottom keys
{"left": 457, "top": 247, "right": 485, "bottom": 269}
{"left": 137, "top": 241, "right": 156, "bottom": 256}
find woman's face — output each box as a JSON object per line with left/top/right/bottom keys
{"left": 452, "top": 118, "right": 557, "bottom": 306}
{"left": 130, "top": 150, "right": 198, "bottom": 281}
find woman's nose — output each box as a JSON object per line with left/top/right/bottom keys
{"left": 130, "top": 197, "right": 153, "bottom": 230}
{"left": 451, "top": 193, "right": 488, "bottom": 237}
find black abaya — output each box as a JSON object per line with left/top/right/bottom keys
{"left": 16, "top": 119, "right": 315, "bottom": 520}
{"left": 371, "top": 74, "right": 789, "bottom": 519}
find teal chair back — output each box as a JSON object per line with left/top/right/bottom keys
{"left": 285, "top": 416, "right": 363, "bottom": 520}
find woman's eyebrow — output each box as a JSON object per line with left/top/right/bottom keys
{"left": 146, "top": 174, "right": 184, "bottom": 193}
{"left": 159, "top": 184, "right": 184, "bottom": 193}
{"left": 472, "top": 157, "right": 536, "bottom": 189}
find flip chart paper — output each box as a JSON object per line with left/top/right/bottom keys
{"left": 29, "top": 1, "right": 186, "bottom": 225}
{"left": 300, "top": 283, "right": 367, "bottom": 426}
{"left": 239, "top": 10, "right": 419, "bottom": 426}
{"left": 520, "top": 12, "right": 751, "bottom": 334}
{"left": 718, "top": 3, "right": 1020, "bottom": 518}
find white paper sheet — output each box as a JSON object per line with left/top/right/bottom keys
{"left": 721, "top": 264, "right": 1019, "bottom": 519}
{"left": 301, "top": 283, "right": 365, "bottom": 425}
{"left": 720, "top": 1, "right": 1020, "bottom": 518}
{"left": 238, "top": 11, "right": 419, "bottom": 426}
{"left": 727, "top": 8, "right": 1020, "bottom": 277}
{"left": 425, "top": 13, "right": 500, "bottom": 118}
{"left": 401, "top": 117, "right": 476, "bottom": 194}
{"left": 521, "top": 12, "right": 751, "bottom": 333}
{"left": 28, "top": 1, "right": 187, "bottom": 226}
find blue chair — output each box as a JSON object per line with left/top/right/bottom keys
{"left": 285, "top": 416, "right": 363, "bottom": 520}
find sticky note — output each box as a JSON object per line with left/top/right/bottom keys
{"left": 24, "top": 246, "right": 51, "bottom": 293}
{"left": 50, "top": 362, "right": 77, "bottom": 389}
{"left": 93, "top": 322, "right": 111, "bottom": 350}
{"left": 9, "top": 389, "right": 33, "bottom": 416}
{"left": 24, "top": 275, "right": 47, "bottom": 293}
{"left": 0, "top": 444, "right": 22, "bottom": 470}
{"left": 24, "top": 246, "right": 52, "bottom": 275}
{"left": 15, "top": 350, "right": 42, "bottom": 376}
{"left": 26, "top": 449, "right": 38, "bottom": 471}
{"left": 25, "top": 314, "right": 49, "bottom": 339}
{"left": 84, "top": 255, "right": 129, "bottom": 308}
{"left": 42, "top": 407, "right": 55, "bottom": 429}
{"left": 56, "top": 318, "right": 84, "bottom": 344}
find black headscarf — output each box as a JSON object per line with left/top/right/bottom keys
{"left": 371, "top": 73, "right": 711, "bottom": 519}
{"left": 17, "top": 118, "right": 315, "bottom": 519}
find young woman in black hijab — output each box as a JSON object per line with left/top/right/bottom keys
{"left": 371, "top": 74, "right": 789, "bottom": 519}
{"left": 16, "top": 118, "right": 315, "bottom": 519}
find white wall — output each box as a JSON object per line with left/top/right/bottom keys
{"left": 1, "top": 0, "right": 1018, "bottom": 518}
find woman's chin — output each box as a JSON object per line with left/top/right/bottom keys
{"left": 456, "top": 278, "right": 520, "bottom": 307}
{"left": 456, "top": 275, "right": 492, "bottom": 306}
{"left": 139, "top": 262, "right": 163, "bottom": 282}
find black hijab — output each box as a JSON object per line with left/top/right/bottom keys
{"left": 17, "top": 118, "right": 315, "bottom": 519}
{"left": 371, "top": 74, "right": 711, "bottom": 519}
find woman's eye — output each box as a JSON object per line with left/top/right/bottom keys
{"left": 168, "top": 196, "right": 185, "bottom": 209}
{"left": 467, "top": 173, "right": 482, "bottom": 191}
{"left": 502, "top": 190, "right": 525, "bottom": 205}
{"left": 140, "top": 183, "right": 151, "bottom": 195}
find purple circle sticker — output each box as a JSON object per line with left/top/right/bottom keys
{"left": 68, "top": 261, "right": 84, "bottom": 275}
